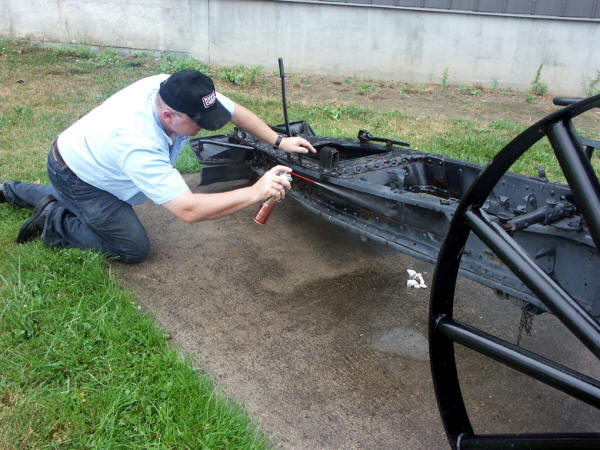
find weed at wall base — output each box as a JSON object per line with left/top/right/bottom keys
{"left": 219, "top": 65, "right": 264, "bottom": 86}
{"left": 530, "top": 64, "right": 548, "bottom": 96}
{"left": 440, "top": 67, "right": 449, "bottom": 96}
{"left": 583, "top": 70, "right": 600, "bottom": 97}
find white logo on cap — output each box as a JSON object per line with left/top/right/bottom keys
{"left": 202, "top": 90, "right": 217, "bottom": 109}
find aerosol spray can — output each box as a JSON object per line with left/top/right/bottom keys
{"left": 253, "top": 172, "right": 292, "bottom": 225}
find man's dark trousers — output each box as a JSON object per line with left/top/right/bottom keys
{"left": 3, "top": 145, "right": 150, "bottom": 263}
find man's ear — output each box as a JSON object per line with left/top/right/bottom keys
{"left": 166, "top": 108, "right": 180, "bottom": 123}
{"left": 160, "top": 108, "right": 172, "bottom": 120}
{"left": 157, "top": 108, "right": 175, "bottom": 134}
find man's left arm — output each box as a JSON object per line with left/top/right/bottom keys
{"left": 230, "top": 103, "right": 317, "bottom": 154}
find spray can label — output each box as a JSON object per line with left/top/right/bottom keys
{"left": 253, "top": 196, "right": 277, "bottom": 224}
{"left": 252, "top": 172, "right": 291, "bottom": 225}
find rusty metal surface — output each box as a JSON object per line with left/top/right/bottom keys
{"left": 190, "top": 115, "right": 599, "bottom": 319}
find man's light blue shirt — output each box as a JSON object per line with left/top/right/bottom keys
{"left": 57, "top": 74, "right": 234, "bottom": 205}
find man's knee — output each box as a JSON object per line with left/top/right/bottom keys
{"left": 114, "top": 232, "right": 150, "bottom": 264}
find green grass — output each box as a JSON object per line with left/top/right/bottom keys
{"left": 1, "top": 39, "right": 266, "bottom": 448}
{"left": 0, "top": 38, "right": 598, "bottom": 447}
{"left": 0, "top": 233, "right": 264, "bottom": 448}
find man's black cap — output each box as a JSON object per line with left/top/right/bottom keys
{"left": 159, "top": 70, "right": 232, "bottom": 130}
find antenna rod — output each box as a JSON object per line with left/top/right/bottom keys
{"left": 278, "top": 57, "right": 291, "bottom": 137}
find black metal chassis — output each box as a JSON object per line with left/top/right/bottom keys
{"left": 191, "top": 117, "right": 599, "bottom": 321}
{"left": 190, "top": 94, "right": 600, "bottom": 448}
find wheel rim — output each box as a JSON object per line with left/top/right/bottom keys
{"left": 429, "top": 95, "right": 600, "bottom": 449}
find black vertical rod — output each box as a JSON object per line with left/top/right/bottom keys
{"left": 278, "top": 57, "right": 291, "bottom": 138}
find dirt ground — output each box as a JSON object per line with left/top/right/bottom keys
{"left": 223, "top": 71, "right": 599, "bottom": 129}
{"left": 113, "top": 77, "right": 600, "bottom": 449}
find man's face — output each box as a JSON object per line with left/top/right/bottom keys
{"left": 171, "top": 111, "right": 201, "bottom": 137}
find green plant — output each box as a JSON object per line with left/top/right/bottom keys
{"left": 11, "top": 105, "right": 34, "bottom": 118}
{"left": 526, "top": 93, "right": 535, "bottom": 104}
{"left": 219, "top": 65, "right": 263, "bottom": 86}
{"left": 124, "top": 52, "right": 147, "bottom": 67}
{"left": 459, "top": 84, "right": 481, "bottom": 96}
{"left": 440, "top": 67, "right": 449, "bottom": 95}
{"left": 323, "top": 106, "right": 342, "bottom": 120}
{"left": 52, "top": 44, "right": 95, "bottom": 60}
{"left": 291, "top": 74, "right": 311, "bottom": 86}
{"left": 530, "top": 64, "right": 548, "bottom": 96}
{"left": 160, "top": 54, "right": 210, "bottom": 74}
{"left": 93, "top": 48, "right": 123, "bottom": 67}
{"left": 583, "top": 70, "right": 600, "bottom": 97}
{"left": 369, "top": 116, "right": 383, "bottom": 129}
{"left": 356, "top": 82, "right": 374, "bottom": 95}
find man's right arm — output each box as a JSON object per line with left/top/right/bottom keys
{"left": 162, "top": 165, "right": 291, "bottom": 223}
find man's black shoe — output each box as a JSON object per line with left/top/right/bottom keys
{"left": 16, "top": 195, "right": 57, "bottom": 243}
{"left": 0, "top": 182, "right": 6, "bottom": 203}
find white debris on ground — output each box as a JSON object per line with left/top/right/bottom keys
{"left": 406, "top": 269, "right": 427, "bottom": 289}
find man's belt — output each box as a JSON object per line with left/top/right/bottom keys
{"left": 52, "top": 141, "right": 67, "bottom": 167}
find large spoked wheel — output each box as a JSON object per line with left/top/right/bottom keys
{"left": 429, "top": 94, "right": 600, "bottom": 449}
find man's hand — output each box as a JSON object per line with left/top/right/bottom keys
{"left": 164, "top": 165, "right": 292, "bottom": 223}
{"left": 279, "top": 136, "right": 317, "bottom": 154}
{"left": 229, "top": 103, "right": 317, "bottom": 155}
{"left": 252, "top": 165, "right": 292, "bottom": 203}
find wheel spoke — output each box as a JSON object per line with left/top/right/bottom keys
{"left": 429, "top": 96, "right": 600, "bottom": 449}
{"left": 465, "top": 208, "right": 600, "bottom": 358}
{"left": 548, "top": 120, "right": 600, "bottom": 249}
{"left": 436, "top": 317, "right": 600, "bottom": 409}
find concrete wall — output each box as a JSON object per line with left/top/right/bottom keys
{"left": 1, "top": 0, "right": 598, "bottom": 95}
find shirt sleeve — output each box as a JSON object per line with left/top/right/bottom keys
{"left": 120, "top": 146, "right": 190, "bottom": 205}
